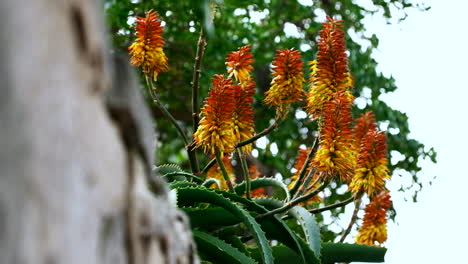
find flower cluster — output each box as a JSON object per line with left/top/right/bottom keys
{"left": 349, "top": 130, "right": 390, "bottom": 197}
{"left": 356, "top": 190, "right": 392, "bottom": 246}
{"left": 195, "top": 45, "right": 257, "bottom": 156}
{"left": 306, "top": 17, "right": 353, "bottom": 119}
{"left": 232, "top": 81, "right": 256, "bottom": 152}
{"left": 226, "top": 45, "right": 254, "bottom": 87}
{"left": 194, "top": 75, "right": 236, "bottom": 155}
{"left": 313, "top": 91, "right": 356, "bottom": 182}
{"left": 128, "top": 10, "right": 169, "bottom": 80}
{"left": 264, "top": 48, "right": 305, "bottom": 116}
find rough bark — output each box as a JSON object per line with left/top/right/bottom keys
{"left": 0, "top": 0, "right": 198, "bottom": 263}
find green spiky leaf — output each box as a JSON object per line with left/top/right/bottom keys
{"left": 321, "top": 243, "right": 387, "bottom": 263}
{"left": 202, "top": 178, "right": 220, "bottom": 188}
{"left": 235, "top": 177, "right": 290, "bottom": 201}
{"left": 290, "top": 206, "right": 321, "bottom": 258}
{"left": 193, "top": 230, "right": 258, "bottom": 264}
{"left": 177, "top": 187, "right": 274, "bottom": 264}
{"left": 212, "top": 189, "right": 319, "bottom": 264}
{"left": 249, "top": 245, "right": 302, "bottom": 264}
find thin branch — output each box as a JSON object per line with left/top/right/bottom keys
{"left": 146, "top": 77, "right": 199, "bottom": 173}
{"left": 340, "top": 195, "right": 363, "bottom": 242}
{"left": 236, "top": 120, "right": 278, "bottom": 148}
{"left": 215, "top": 149, "right": 235, "bottom": 193}
{"left": 147, "top": 78, "right": 189, "bottom": 146}
{"left": 256, "top": 180, "right": 329, "bottom": 220}
{"left": 293, "top": 170, "right": 319, "bottom": 200}
{"left": 309, "top": 195, "right": 354, "bottom": 214}
{"left": 289, "top": 136, "right": 319, "bottom": 198}
{"left": 191, "top": 28, "right": 206, "bottom": 131}
{"left": 237, "top": 147, "right": 251, "bottom": 200}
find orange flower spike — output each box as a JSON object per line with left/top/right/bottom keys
{"left": 264, "top": 48, "right": 305, "bottom": 116}
{"left": 226, "top": 45, "right": 254, "bottom": 87}
{"left": 354, "top": 111, "right": 377, "bottom": 147}
{"left": 194, "top": 75, "right": 236, "bottom": 156}
{"left": 313, "top": 91, "right": 356, "bottom": 182}
{"left": 128, "top": 10, "right": 169, "bottom": 80}
{"left": 356, "top": 190, "right": 392, "bottom": 246}
{"left": 307, "top": 17, "right": 353, "bottom": 119}
{"left": 207, "top": 155, "right": 235, "bottom": 190}
{"left": 350, "top": 130, "right": 391, "bottom": 197}
{"left": 232, "top": 81, "right": 256, "bottom": 152}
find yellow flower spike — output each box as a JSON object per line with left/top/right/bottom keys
{"left": 356, "top": 190, "right": 392, "bottom": 246}
{"left": 264, "top": 48, "right": 305, "bottom": 117}
{"left": 349, "top": 130, "right": 390, "bottom": 197}
{"left": 128, "top": 10, "right": 169, "bottom": 80}
{"left": 194, "top": 75, "right": 236, "bottom": 156}
{"left": 226, "top": 45, "right": 254, "bottom": 87}
{"left": 313, "top": 91, "right": 356, "bottom": 182}
{"left": 307, "top": 17, "right": 353, "bottom": 119}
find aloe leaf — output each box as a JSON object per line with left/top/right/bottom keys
{"left": 249, "top": 245, "right": 302, "bottom": 264}
{"left": 168, "top": 181, "right": 198, "bottom": 189}
{"left": 193, "top": 230, "right": 258, "bottom": 264}
{"left": 154, "top": 163, "right": 183, "bottom": 174}
{"left": 213, "top": 189, "right": 320, "bottom": 264}
{"left": 251, "top": 197, "right": 284, "bottom": 210}
{"left": 234, "top": 177, "right": 290, "bottom": 201}
{"left": 177, "top": 187, "right": 274, "bottom": 264}
{"left": 182, "top": 206, "right": 239, "bottom": 228}
{"left": 290, "top": 206, "right": 321, "bottom": 258}
{"left": 202, "top": 178, "right": 220, "bottom": 188}
{"left": 321, "top": 243, "right": 387, "bottom": 263}
{"left": 162, "top": 171, "right": 203, "bottom": 183}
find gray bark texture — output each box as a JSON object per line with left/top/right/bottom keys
{"left": 0, "top": 0, "right": 198, "bottom": 263}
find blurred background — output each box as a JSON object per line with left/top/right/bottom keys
{"left": 106, "top": 0, "right": 467, "bottom": 262}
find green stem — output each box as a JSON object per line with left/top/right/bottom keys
{"left": 237, "top": 147, "right": 251, "bottom": 200}
{"left": 236, "top": 120, "right": 278, "bottom": 148}
{"left": 191, "top": 28, "right": 206, "bottom": 132}
{"left": 256, "top": 180, "right": 329, "bottom": 219}
{"left": 309, "top": 195, "right": 354, "bottom": 214}
{"left": 215, "top": 149, "right": 235, "bottom": 193}
{"left": 290, "top": 136, "right": 319, "bottom": 198}
{"left": 146, "top": 77, "right": 199, "bottom": 173}
{"left": 293, "top": 169, "right": 319, "bottom": 200}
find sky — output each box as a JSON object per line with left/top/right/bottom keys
{"left": 344, "top": 0, "right": 468, "bottom": 263}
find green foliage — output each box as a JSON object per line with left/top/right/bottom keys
{"left": 193, "top": 230, "right": 258, "bottom": 264}
{"left": 290, "top": 206, "right": 321, "bottom": 258}
{"left": 104, "top": 0, "right": 433, "bottom": 262}
{"left": 104, "top": 0, "right": 435, "bottom": 206}
{"left": 234, "top": 177, "right": 290, "bottom": 201}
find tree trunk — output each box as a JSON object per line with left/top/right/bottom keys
{"left": 0, "top": 1, "right": 198, "bottom": 263}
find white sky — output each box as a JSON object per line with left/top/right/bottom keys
{"left": 349, "top": 0, "right": 468, "bottom": 262}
